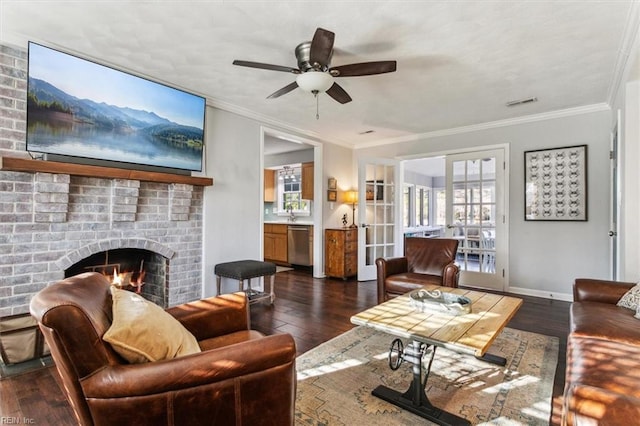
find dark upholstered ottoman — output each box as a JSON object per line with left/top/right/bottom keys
{"left": 214, "top": 260, "right": 276, "bottom": 304}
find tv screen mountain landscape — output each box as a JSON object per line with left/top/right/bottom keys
{"left": 26, "top": 42, "right": 206, "bottom": 172}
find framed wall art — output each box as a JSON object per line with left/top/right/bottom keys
{"left": 524, "top": 145, "right": 587, "bottom": 221}
{"left": 327, "top": 177, "right": 337, "bottom": 190}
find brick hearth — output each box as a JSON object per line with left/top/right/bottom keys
{"left": 0, "top": 43, "right": 205, "bottom": 316}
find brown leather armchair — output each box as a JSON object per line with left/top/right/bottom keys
{"left": 29, "top": 272, "right": 296, "bottom": 426}
{"left": 376, "top": 237, "right": 460, "bottom": 304}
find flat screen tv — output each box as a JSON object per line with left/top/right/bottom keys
{"left": 26, "top": 42, "right": 206, "bottom": 172}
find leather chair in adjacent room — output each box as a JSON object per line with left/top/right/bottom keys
{"left": 30, "top": 272, "right": 297, "bottom": 426}
{"left": 376, "top": 237, "right": 460, "bottom": 304}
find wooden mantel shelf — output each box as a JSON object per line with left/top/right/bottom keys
{"left": 0, "top": 156, "right": 214, "bottom": 186}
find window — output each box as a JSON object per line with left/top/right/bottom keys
{"left": 415, "top": 186, "right": 430, "bottom": 226}
{"left": 403, "top": 184, "right": 412, "bottom": 227}
{"left": 404, "top": 185, "right": 432, "bottom": 228}
{"left": 277, "top": 166, "right": 310, "bottom": 215}
{"left": 435, "top": 188, "right": 446, "bottom": 226}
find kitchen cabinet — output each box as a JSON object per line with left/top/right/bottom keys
{"left": 264, "top": 169, "right": 276, "bottom": 203}
{"left": 264, "top": 223, "right": 288, "bottom": 265}
{"left": 325, "top": 228, "right": 357, "bottom": 279}
{"left": 301, "top": 162, "right": 314, "bottom": 200}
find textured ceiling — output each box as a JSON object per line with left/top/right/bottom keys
{"left": 1, "top": 1, "right": 637, "bottom": 148}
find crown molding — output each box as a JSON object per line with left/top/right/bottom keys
{"left": 353, "top": 103, "right": 611, "bottom": 150}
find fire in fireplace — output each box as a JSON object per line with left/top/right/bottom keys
{"left": 65, "top": 248, "right": 167, "bottom": 307}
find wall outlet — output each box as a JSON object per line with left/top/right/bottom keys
{"left": 265, "top": 208, "right": 269, "bottom": 214}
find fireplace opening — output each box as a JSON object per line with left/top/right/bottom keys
{"left": 65, "top": 249, "right": 168, "bottom": 307}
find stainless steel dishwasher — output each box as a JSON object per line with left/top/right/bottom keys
{"left": 287, "top": 226, "right": 312, "bottom": 266}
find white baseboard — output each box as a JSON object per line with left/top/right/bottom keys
{"left": 507, "top": 286, "right": 573, "bottom": 302}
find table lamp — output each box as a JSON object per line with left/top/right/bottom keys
{"left": 344, "top": 190, "right": 358, "bottom": 228}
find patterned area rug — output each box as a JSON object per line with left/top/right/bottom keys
{"left": 295, "top": 326, "right": 559, "bottom": 425}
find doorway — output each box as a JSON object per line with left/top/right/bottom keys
{"left": 261, "top": 127, "right": 324, "bottom": 278}
{"left": 402, "top": 147, "right": 508, "bottom": 292}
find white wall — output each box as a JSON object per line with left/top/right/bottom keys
{"left": 202, "top": 108, "right": 263, "bottom": 296}
{"left": 354, "top": 110, "right": 612, "bottom": 298}
{"left": 322, "top": 142, "right": 355, "bottom": 230}
{"left": 201, "top": 107, "right": 354, "bottom": 295}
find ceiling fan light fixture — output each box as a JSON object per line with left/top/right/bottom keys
{"left": 296, "top": 71, "right": 333, "bottom": 93}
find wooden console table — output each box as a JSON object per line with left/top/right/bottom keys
{"left": 325, "top": 228, "right": 357, "bottom": 279}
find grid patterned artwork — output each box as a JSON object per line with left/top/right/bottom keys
{"left": 524, "top": 145, "right": 587, "bottom": 221}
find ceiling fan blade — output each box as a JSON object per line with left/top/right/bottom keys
{"left": 326, "top": 83, "right": 352, "bottom": 104}
{"left": 330, "top": 60, "right": 397, "bottom": 77}
{"left": 233, "top": 60, "right": 300, "bottom": 74}
{"left": 266, "top": 81, "right": 299, "bottom": 99}
{"left": 309, "top": 28, "right": 335, "bottom": 68}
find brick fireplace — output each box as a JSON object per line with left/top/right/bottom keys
{"left": 0, "top": 44, "right": 207, "bottom": 316}
{"left": 64, "top": 247, "right": 169, "bottom": 307}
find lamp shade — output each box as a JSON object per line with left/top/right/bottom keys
{"left": 296, "top": 71, "right": 334, "bottom": 93}
{"left": 344, "top": 190, "right": 358, "bottom": 204}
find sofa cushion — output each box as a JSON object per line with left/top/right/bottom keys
{"left": 570, "top": 302, "right": 640, "bottom": 346}
{"left": 567, "top": 334, "right": 640, "bottom": 398}
{"left": 564, "top": 382, "right": 640, "bottom": 425}
{"left": 103, "top": 287, "right": 201, "bottom": 363}
{"left": 385, "top": 273, "right": 444, "bottom": 295}
{"left": 616, "top": 283, "right": 640, "bottom": 311}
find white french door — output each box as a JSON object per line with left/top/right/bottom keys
{"left": 444, "top": 149, "right": 507, "bottom": 291}
{"left": 357, "top": 158, "right": 401, "bottom": 281}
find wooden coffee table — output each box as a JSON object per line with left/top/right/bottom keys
{"left": 350, "top": 285, "right": 522, "bottom": 425}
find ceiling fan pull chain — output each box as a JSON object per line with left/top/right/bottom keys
{"left": 315, "top": 91, "right": 320, "bottom": 120}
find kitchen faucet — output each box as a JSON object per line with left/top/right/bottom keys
{"left": 287, "top": 205, "right": 296, "bottom": 222}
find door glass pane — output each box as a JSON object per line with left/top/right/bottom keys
{"left": 385, "top": 246, "right": 394, "bottom": 257}
{"left": 452, "top": 205, "right": 466, "bottom": 226}
{"left": 453, "top": 183, "right": 466, "bottom": 203}
{"left": 467, "top": 159, "right": 480, "bottom": 178}
{"left": 366, "top": 246, "right": 374, "bottom": 264}
{"left": 453, "top": 161, "right": 465, "bottom": 182}
{"left": 482, "top": 182, "right": 495, "bottom": 203}
{"left": 482, "top": 158, "right": 496, "bottom": 179}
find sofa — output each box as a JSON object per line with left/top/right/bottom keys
{"left": 563, "top": 278, "right": 640, "bottom": 425}
{"left": 30, "top": 272, "right": 297, "bottom": 426}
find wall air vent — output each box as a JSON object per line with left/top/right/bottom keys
{"left": 506, "top": 97, "right": 538, "bottom": 107}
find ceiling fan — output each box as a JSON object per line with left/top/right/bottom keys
{"left": 232, "top": 27, "right": 397, "bottom": 105}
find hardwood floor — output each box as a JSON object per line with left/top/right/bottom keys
{"left": 0, "top": 270, "right": 570, "bottom": 425}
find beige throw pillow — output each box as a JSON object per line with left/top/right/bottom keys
{"left": 616, "top": 283, "right": 640, "bottom": 312}
{"left": 103, "top": 286, "right": 201, "bottom": 363}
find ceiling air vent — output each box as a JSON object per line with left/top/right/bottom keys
{"left": 506, "top": 97, "right": 538, "bottom": 107}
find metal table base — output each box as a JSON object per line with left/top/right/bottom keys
{"left": 372, "top": 340, "right": 471, "bottom": 426}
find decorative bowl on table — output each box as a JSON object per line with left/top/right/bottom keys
{"left": 409, "top": 289, "right": 472, "bottom": 316}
